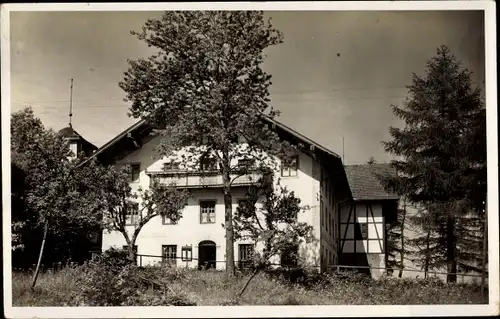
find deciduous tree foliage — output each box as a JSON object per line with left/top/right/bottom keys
{"left": 119, "top": 11, "right": 291, "bottom": 274}
{"left": 11, "top": 108, "right": 107, "bottom": 288}
{"left": 233, "top": 170, "right": 313, "bottom": 297}
{"left": 382, "top": 46, "right": 486, "bottom": 282}
{"left": 233, "top": 170, "right": 313, "bottom": 268}
{"left": 98, "top": 165, "right": 189, "bottom": 262}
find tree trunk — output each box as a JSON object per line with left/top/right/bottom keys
{"left": 128, "top": 246, "right": 136, "bottom": 264}
{"left": 398, "top": 199, "right": 407, "bottom": 278}
{"left": 446, "top": 214, "right": 457, "bottom": 283}
{"left": 424, "top": 228, "right": 430, "bottom": 279}
{"left": 31, "top": 219, "right": 48, "bottom": 290}
{"left": 222, "top": 150, "right": 235, "bottom": 275}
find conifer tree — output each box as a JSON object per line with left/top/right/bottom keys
{"left": 382, "top": 45, "right": 486, "bottom": 282}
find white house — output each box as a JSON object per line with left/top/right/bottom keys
{"left": 76, "top": 118, "right": 398, "bottom": 278}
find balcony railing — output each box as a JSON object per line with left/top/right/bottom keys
{"left": 147, "top": 169, "right": 262, "bottom": 188}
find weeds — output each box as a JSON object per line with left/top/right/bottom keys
{"left": 12, "top": 257, "right": 488, "bottom": 306}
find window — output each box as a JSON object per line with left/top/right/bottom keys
{"left": 281, "top": 156, "right": 298, "bottom": 177}
{"left": 237, "top": 158, "right": 254, "bottom": 169}
{"left": 355, "top": 223, "right": 368, "bottom": 240}
{"left": 128, "top": 163, "right": 140, "bottom": 182}
{"left": 200, "top": 156, "right": 218, "bottom": 171}
{"left": 162, "top": 215, "right": 177, "bottom": 225}
{"left": 125, "top": 202, "right": 139, "bottom": 226}
{"left": 162, "top": 245, "right": 177, "bottom": 266}
{"left": 181, "top": 246, "right": 193, "bottom": 262}
{"left": 163, "top": 162, "right": 180, "bottom": 171}
{"left": 69, "top": 142, "right": 78, "bottom": 157}
{"left": 239, "top": 244, "right": 254, "bottom": 269}
{"left": 200, "top": 200, "right": 216, "bottom": 224}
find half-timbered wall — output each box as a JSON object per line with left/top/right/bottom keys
{"left": 339, "top": 202, "right": 386, "bottom": 278}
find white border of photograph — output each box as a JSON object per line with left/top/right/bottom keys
{"left": 1, "top": 1, "right": 498, "bottom": 318}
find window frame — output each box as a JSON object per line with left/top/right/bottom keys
{"left": 200, "top": 200, "right": 216, "bottom": 224}
{"left": 162, "top": 245, "right": 177, "bottom": 266}
{"left": 181, "top": 245, "right": 193, "bottom": 262}
{"left": 238, "top": 243, "right": 255, "bottom": 269}
{"left": 200, "top": 156, "right": 218, "bottom": 171}
{"left": 280, "top": 155, "right": 299, "bottom": 177}
{"left": 125, "top": 202, "right": 140, "bottom": 226}
{"left": 128, "top": 163, "right": 141, "bottom": 183}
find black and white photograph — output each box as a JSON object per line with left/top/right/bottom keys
{"left": 1, "top": 2, "right": 498, "bottom": 318}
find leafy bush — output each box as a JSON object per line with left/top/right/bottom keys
{"left": 70, "top": 250, "right": 197, "bottom": 306}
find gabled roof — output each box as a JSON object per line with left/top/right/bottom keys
{"left": 87, "top": 116, "right": 341, "bottom": 163}
{"left": 344, "top": 163, "right": 399, "bottom": 201}
{"left": 84, "top": 115, "right": 352, "bottom": 199}
{"left": 89, "top": 119, "right": 149, "bottom": 160}
{"left": 264, "top": 117, "right": 341, "bottom": 159}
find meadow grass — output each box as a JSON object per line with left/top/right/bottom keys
{"left": 12, "top": 266, "right": 487, "bottom": 306}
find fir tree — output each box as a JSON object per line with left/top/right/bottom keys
{"left": 382, "top": 45, "right": 486, "bottom": 283}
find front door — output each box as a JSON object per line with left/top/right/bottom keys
{"left": 198, "top": 240, "right": 216, "bottom": 270}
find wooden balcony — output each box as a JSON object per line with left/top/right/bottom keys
{"left": 147, "top": 169, "right": 262, "bottom": 189}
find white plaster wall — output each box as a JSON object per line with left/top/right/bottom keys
{"left": 101, "top": 136, "right": 323, "bottom": 268}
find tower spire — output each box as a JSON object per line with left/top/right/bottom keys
{"left": 69, "top": 78, "right": 74, "bottom": 128}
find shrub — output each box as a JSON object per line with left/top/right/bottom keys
{"left": 71, "top": 250, "right": 196, "bottom": 306}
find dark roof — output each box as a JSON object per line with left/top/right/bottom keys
{"left": 264, "top": 117, "right": 341, "bottom": 159}
{"left": 344, "top": 163, "right": 399, "bottom": 201}
{"left": 58, "top": 125, "right": 98, "bottom": 150}
{"left": 87, "top": 116, "right": 342, "bottom": 164}
{"left": 58, "top": 126, "right": 80, "bottom": 138}
{"left": 82, "top": 116, "right": 351, "bottom": 199}
{"left": 88, "top": 119, "right": 149, "bottom": 161}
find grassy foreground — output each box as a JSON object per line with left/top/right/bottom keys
{"left": 13, "top": 265, "right": 487, "bottom": 306}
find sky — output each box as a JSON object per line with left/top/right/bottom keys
{"left": 9, "top": 10, "right": 485, "bottom": 165}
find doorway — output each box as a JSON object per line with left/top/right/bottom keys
{"left": 198, "top": 240, "right": 216, "bottom": 270}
